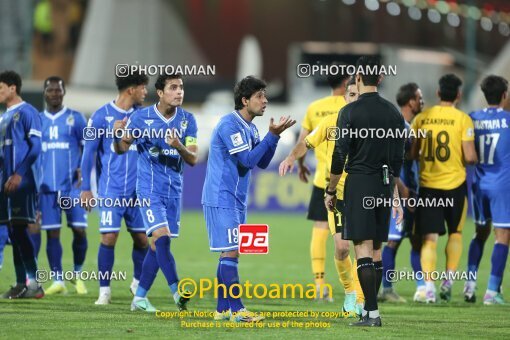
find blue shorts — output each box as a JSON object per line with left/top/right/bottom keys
{"left": 203, "top": 206, "right": 246, "bottom": 252}
{"left": 388, "top": 214, "right": 404, "bottom": 241}
{"left": 471, "top": 185, "right": 510, "bottom": 228}
{"left": 138, "top": 194, "right": 180, "bottom": 237}
{"left": 39, "top": 190, "right": 87, "bottom": 230}
{"left": 0, "top": 187, "right": 37, "bottom": 224}
{"left": 98, "top": 194, "right": 145, "bottom": 234}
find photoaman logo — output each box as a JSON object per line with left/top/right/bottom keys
{"left": 239, "top": 224, "right": 269, "bottom": 254}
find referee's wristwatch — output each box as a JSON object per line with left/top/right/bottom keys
{"left": 325, "top": 187, "right": 337, "bottom": 196}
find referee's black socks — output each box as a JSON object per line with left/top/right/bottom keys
{"left": 374, "top": 260, "right": 383, "bottom": 294}
{"left": 357, "top": 257, "right": 379, "bottom": 318}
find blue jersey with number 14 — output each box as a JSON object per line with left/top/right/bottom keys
{"left": 470, "top": 107, "right": 510, "bottom": 191}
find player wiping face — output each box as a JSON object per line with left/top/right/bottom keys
{"left": 113, "top": 74, "right": 198, "bottom": 312}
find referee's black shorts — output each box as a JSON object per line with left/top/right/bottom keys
{"left": 342, "top": 173, "right": 393, "bottom": 242}
{"left": 307, "top": 185, "right": 328, "bottom": 222}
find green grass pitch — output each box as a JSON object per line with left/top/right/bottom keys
{"left": 0, "top": 212, "right": 509, "bottom": 338}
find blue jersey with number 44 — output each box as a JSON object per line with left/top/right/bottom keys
{"left": 470, "top": 107, "right": 510, "bottom": 191}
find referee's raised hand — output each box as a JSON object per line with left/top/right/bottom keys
{"left": 269, "top": 115, "right": 296, "bottom": 136}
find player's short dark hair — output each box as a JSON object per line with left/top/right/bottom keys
{"left": 438, "top": 74, "right": 462, "bottom": 102}
{"left": 44, "top": 76, "right": 66, "bottom": 92}
{"left": 234, "top": 76, "right": 267, "bottom": 110}
{"left": 481, "top": 75, "right": 508, "bottom": 105}
{"left": 155, "top": 73, "right": 183, "bottom": 91}
{"left": 0, "top": 70, "right": 22, "bottom": 95}
{"left": 355, "top": 55, "right": 381, "bottom": 86}
{"left": 326, "top": 65, "right": 350, "bottom": 90}
{"left": 396, "top": 82, "right": 419, "bottom": 107}
{"left": 346, "top": 76, "right": 356, "bottom": 88}
{"left": 115, "top": 67, "right": 149, "bottom": 91}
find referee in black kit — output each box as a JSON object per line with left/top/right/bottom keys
{"left": 324, "top": 56, "right": 405, "bottom": 327}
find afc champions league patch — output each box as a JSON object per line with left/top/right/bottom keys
{"left": 66, "top": 114, "right": 75, "bottom": 126}
{"left": 230, "top": 132, "right": 244, "bottom": 147}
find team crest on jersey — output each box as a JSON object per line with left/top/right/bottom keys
{"left": 252, "top": 127, "right": 259, "bottom": 140}
{"left": 144, "top": 119, "right": 154, "bottom": 126}
{"left": 66, "top": 115, "right": 75, "bottom": 126}
{"left": 467, "top": 128, "right": 474, "bottom": 137}
{"left": 180, "top": 120, "right": 188, "bottom": 130}
{"left": 230, "top": 132, "right": 244, "bottom": 147}
{"left": 105, "top": 116, "right": 114, "bottom": 124}
{"left": 149, "top": 146, "right": 160, "bottom": 157}
{"left": 13, "top": 112, "right": 20, "bottom": 122}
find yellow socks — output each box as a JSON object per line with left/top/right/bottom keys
{"left": 446, "top": 233, "right": 463, "bottom": 272}
{"left": 334, "top": 255, "right": 354, "bottom": 293}
{"left": 311, "top": 227, "right": 329, "bottom": 285}
{"left": 421, "top": 240, "right": 437, "bottom": 280}
{"left": 352, "top": 259, "right": 364, "bottom": 303}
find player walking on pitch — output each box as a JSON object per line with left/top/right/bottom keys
{"left": 410, "top": 74, "right": 477, "bottom": 303}
{"left": 80, "top": 69, "right": 149, "bottom": 304}
{"left": 38, "top": 76, "right": 89, "bottom": 295}
{"left": 0, "top": 71, "right": 44, "bottom": 299}
{"left": 464, "top": 75, "right": 510, "bottom": 305}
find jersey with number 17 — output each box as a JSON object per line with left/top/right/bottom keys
{"left": 470, "top": 107, "right": 510, "bottom": 191}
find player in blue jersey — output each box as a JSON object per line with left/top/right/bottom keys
{"left": 202, "top": 76, "right": 296, "bottom": 322}
{"left": 379, "top": 83, "right": 426, "bottom": 303}
{"left": 0, "top": 70, "right": 44, "bottom": 299}
{"left": 113, "top": 73, "right": 198, "bottom": 312}
{"left": 36, "top": 76, "right": 89, "bottom": 295}
{"left": 464, "top": 75, "right": 510, "bottom": 305}
{"left": 80, "top": 69, "right": 149, "bottom": 305}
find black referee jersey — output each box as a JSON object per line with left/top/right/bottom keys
{"left": 331, "top": 92, "right": 405, "bottom": 178}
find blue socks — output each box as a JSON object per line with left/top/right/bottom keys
{"left": 72, "top": 233, "right": 87, "bottom": 272}
{"left": 219, "top": 257, "right": 244, "bottom": 313}
{"left": 98, "top": 243, "right": 115, "bottom": 287}
{"left": 0, "top": 225, "right": 8, "bottom": 269}
{"left": 30, "top": 232, "right": 41, "bottom": 259}
{"left": 132, "top": 245, "right": 148, "bottom": 281}
{"left": 47, "top": 237, "right": 63, "bottom": 279}
{"left": 410, "top": 249, "right": 425, "bottom": 287}
{"left": 488, "top": 243, "right": 509, "bottom": 292}
{"left": 154, "top": 236, "right": 179, "bottom": 292}
{"left": 467, "top": 237, "right": 485, "bottom": 279}
{"left": 136, "top": 248, "right": 159, "bottom": 298}
{"left": 382, "top": 246, "right": 396, "bottom": 289}
{"left": 216, "top": 259, "right": 230, "bottom": 312}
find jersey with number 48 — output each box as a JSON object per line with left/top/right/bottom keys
{"left": 470, "top": 107, "right": 510, "bottom": 190}
{"left": 411, "top": 105, "right": 474, "bottom": 190}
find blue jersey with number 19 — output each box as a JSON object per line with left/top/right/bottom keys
{"left": 202, "top": 111, "right": 279, "bottom": 210}
{"left": 470, "top": 107, "right": 510, "bottom": 191}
